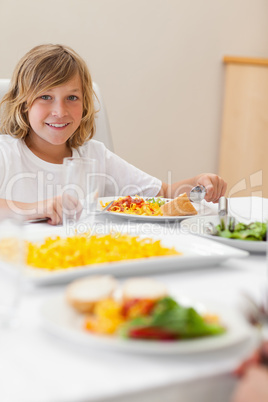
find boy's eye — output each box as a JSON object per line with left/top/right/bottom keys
{"left": 68, "top": 95, "right": 78, "bottom": 101}
{"left": 41, "top": 95, "right": 51, "bottom": 100}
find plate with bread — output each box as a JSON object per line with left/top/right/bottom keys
{"left": 40, "top": 276, "right": 255, "bottom": 354}
{"left": 99, "top": 194, "right": 214, "bottom": 222}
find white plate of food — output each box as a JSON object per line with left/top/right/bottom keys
{"left": 98, "top": 196, "right": 215, "bottom": 222}
{"left": 0, "top": 227, "right": 248, "bottom": 286}
{"left": 40, "top": 291, "right": 255, "bottom": 355}
{"left": 181, "top": 215, "right": 266, "bottom": 253}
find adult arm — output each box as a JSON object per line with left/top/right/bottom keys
{"left": 231, "top": 366, "right": 268, "bottom": 402}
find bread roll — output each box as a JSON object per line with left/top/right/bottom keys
{"left": 66, "top": 275, "right": 118, "bottom": 313}
{"left": 160, "top": 192, "right": 197, "bottom": 216}
{"left": 122, "top": 277, "right": 168, "bottom": 301}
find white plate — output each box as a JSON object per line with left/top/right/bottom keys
{"left": 7, "top": 229, "right": 248, "bottom": 286}
{"left": 40, "top": 294, "right": 255, "bottom": 355}
{"left": 181, "top": 215, "right": 266, "bottom": 253}
{"left": 98, "top": 197, "right": 215, "bottom": 222}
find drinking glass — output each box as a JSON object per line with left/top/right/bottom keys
{"left": 0, "top": 210, "right": 25, "bottom": 328}
{"left": 62, "top": 158, "right": 99, "bottom": 235}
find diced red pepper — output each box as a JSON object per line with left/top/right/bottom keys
{"left": 129, "top": 326, "right": 178, "bottom": 341}
{"left": 108, "top": 196, "right": 145, "bottom": 211}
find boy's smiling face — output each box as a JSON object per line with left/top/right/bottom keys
{"left": 27, "top": 73, "right": 83, "bottom": 150}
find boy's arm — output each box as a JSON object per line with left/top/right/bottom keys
{"left": 0, "top": 197, "right": 63, "bottom": 225}
{"left": 157, "top": 173, "right": 227, "bottom": 203}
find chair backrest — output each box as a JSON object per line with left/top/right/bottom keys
{"left": 0, "top": 79, "right": 114, "bottom": 151}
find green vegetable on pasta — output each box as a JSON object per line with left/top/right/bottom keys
{"left": 147, "top": 197, "right": 166, "bottom": 207}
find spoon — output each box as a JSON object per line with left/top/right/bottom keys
{"left": 189, "top": 185, "right": 206, "bottom": 203}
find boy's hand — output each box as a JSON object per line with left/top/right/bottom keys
{"left": 41, "top": 196, "right": 64, "bottom": 225}
{"left": 26, "top": 195, "right": 82, "bottom": 225}
{"left": 158, "top": 174, "right": 227, "bottom": 202}
{"left": 27, "top": 196, "right": 64, "bottom": 225}
{"left": 196, "top": 173, "right": 227, "bottom": 203}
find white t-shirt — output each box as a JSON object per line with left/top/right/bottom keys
{"left": 0, "top": 136, "right": 162, "bottom": 203}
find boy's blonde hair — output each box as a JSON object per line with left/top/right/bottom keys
{"left": 0, "top": 44, "right": 96, "bottom": 148}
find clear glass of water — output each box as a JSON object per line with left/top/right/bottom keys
{"left": 62, "top": 157, "right": 99, "bottom": 235}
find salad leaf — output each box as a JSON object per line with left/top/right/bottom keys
{"left": 215, "top": 221, "right": 266, "bottom": 241}
{"left": 119, "top": 297, "right": 225, "bottom": 340}
{"left": 151, "top": 297, "right": 225, "bottom": 338}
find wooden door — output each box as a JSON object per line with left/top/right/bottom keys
{"left": 219, "top": 56, "right": 268, "bottom": 198}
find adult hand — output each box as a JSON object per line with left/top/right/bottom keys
{"left": 234, "top": 341, "right": 268, "bottom": 378}
{"left": 231, "top": 366, "right": 268, "bottom": 402}
{"left": 196, "top": 173, "right": 227, "bottom": 203}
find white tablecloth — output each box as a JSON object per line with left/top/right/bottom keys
{"left": 0, "top": 197, "right": 267, "bottom": 402}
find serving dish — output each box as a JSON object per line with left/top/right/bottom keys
{"left": 0, "top": 228, "right": 248, "bottom": 285}
{"left": 181, "top": 215, "right": 266, "bottom": 253}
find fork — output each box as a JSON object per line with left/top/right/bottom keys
{"left": 102, "top": 200, "right": 114, "bottom": 212}
{"left": 241, "top": 290, "right": 268, "bottom": 327}
{"left": 240, "top": 290, "right": 268, "bottom": 366}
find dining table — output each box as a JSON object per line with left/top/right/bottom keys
{"left": 0, "top": 196, "right": 267, "bottom": 402}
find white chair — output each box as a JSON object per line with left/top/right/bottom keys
{"left": 0, "top": 79, "right": 114, "bottom": 151}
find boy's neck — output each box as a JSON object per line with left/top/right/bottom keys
{"left": 25, "top": 136, "right": 72, "bottom": 164}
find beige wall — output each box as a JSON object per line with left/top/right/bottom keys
{"left": 0, "top": 0, "right": 268, "bottom": 184}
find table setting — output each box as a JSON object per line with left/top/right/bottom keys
{"left": 0, "top": 193, "right": 267, "bottom": 402}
